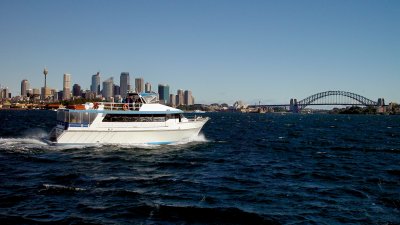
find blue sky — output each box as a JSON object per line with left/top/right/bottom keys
{"left": 0, "top": 0, "right": 399, "bottom": 104}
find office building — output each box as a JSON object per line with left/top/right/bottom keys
{"left": 158, "top": 84, "right": 170, "bottom": 104}
{"left": 32, "top": 88, "right": 40, "bottom": 100}
{"left": 72, "top": 84, "right": 81, "bottom": 97}
{"left": 120, "top": 72, "right": 130, "bottom": 98}
{"left": 57, "top": 91, "right": 63, "bottom": 101}
{"left": 41, "top": 87, "right": 52, "bottom": 100}
{"left": 184, "top": 90, "right": 193, "bottom": 106}
{"left": 26, "top": 89, "right": 33, "bottom": 97}
{"left": 114, "top": 85, "right": 120, "bottom": 96}
{"left": 102, "top": 77, "right": 114, "bottom": 101}
{"left": 135, "top": 78, "right": 144, "bottom": 93}
{"left": 63, "top": 73, "right": 71, "bottom": 100}
{"left": 82, "top": 90, "right": 95, "bottom": 99}
{"left": 51, "top": 89, "right": 58, "bottom": 101}
{"left": 91, "top": 72, "right": 101, "bottom": 95}
{"left": 169, "top": 94, "right": 176, "bottom": 106}
{"left": 176, "top": 89, "right": 184, "bottom": 106}
{"left": 145, "top": 82, "right": 152, "bottom": 93}
{"left": 21, "top": 79, "right": 29, "bottom": 97}
{"left": 1, "top": 87, "right": 9, "bottom": 99}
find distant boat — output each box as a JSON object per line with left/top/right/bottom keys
{"left": 49, "top": 92, "right": 209, "bottom": 145}
{"left": 193, "top": 110, "right": 206, "bottom": 113}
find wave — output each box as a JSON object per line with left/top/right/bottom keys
{"left": 21, "top": 128, "right": 49, "bottom": 139}
{"left": 0, "top": 137, "right": 49, "bottom": 153}
{"left": 0, "top": 137, "right": 47, "bottom": 146}
{"left": 115, "top": 204, "right": 279, "bottom": 224}
{"left": 40, "top": 184, "right": 86, "bottom": 193}
{"left": 0, "top": 137, "right": 94, "bottom": 153}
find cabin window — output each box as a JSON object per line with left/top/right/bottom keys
{"left": 56, "top": 110, "right": 98, "bottom": 125}
{"left": 102, "top": 114, "right": 174, "bottom": 122}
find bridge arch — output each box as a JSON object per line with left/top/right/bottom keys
{"left": 297, "top": 91, "right": 377, "bottom": 109}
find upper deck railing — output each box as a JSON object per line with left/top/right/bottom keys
{"left": 94, "top": 102, "right": 143, "bottom": 111}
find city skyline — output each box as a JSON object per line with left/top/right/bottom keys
{"left": 0, "top": 1, "right": 399, "bottom": 104}
{"left": 4, "top": 70, "right": 197, "bottom": 107}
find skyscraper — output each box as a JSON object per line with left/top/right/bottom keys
{"left": 21, "top": 79, "right": 29, "bottom": 97}
{"left": 120, "top": 72, "right": 130, "bottom": 98}
{"left": 91, "top": 72, "right": 101, "bottom": 95}
{"left": 158, "top": 84, "right": 170, "bottom": 104}
{"left": 184, "top": 90, "right": 193, "bottom": 106}
{"left": 135, "top": 78, "right": 144, "bottom": 93}
{"left": 114, "top": 85, "right": 120, "bottom": 96}
{"left": 177, "top": 89, "right": 184, "bottom": 106}
{"left": 102, "top": 77, "right": 114, "bottom": 101}
{"left": 169, "top": 94, "right": 176, "bottom": 106}
{"left": 63, "top": 73, "right": 71, "bottom": 100}
{"left": 72, "top": 84, "right": 81, "bottom": 97}
{"left": 145, "top": 82, "right": 152, "bottom": 93}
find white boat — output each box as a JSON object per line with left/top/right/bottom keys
{"left": 193, "top": 110, "right": 206, "bottom": 113}
{"left": 49, "top": 92, "right": 209, "bottom": 145}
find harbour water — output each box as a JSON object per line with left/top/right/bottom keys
{"left": 0, "top": 110, "right": 399, "bottom": 224}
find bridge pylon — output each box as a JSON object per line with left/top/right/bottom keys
{"left": 377, "top": 98, "right": 385, "bottom": 106}
{"left": 290, "top": 98, "right": 299, "bottom": 113}
{"left": 377, "top": 98, "right": 386, "bottom": 113}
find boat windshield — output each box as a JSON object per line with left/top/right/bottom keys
{"left": 140, "top": 92, "right": 159, "bottom": 104}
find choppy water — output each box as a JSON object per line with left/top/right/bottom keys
{"left": 0, "top": 110, "right": 399, "bottom": 224}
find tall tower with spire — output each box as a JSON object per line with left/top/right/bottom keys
{"left": 41, "top": 67, "right": 51, "bottom": 100}
{"left": 43, "top": 67, "right": 48, "bottom": 88}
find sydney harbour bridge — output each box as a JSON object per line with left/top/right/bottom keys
{"left": 257, "top": 91, "right": 386, "bottom": 112}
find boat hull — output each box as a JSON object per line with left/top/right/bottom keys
{"left": 54, "top": 119, "right": 208, "bottom": 145}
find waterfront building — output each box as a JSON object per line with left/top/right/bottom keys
{"left": 57, "top": 91, "right": 63, "bottom": 101}
{"left": 82, "top": 90, "right": 95, "bottom": 99}
{"left": 102, "top": 77, "right": 114, "bottom": 101}
{"left": 158, "top": 84, "right": 170, "bottom": 105}
{"left": 145, "top": 82, "right": 152, "bottom": 93}
{"left": 21, "top": 79, "right": 29, "bottom": 97}
{"left": 63, "top": 73, "right": 71, "bottom": 100}
{"left": 1, "top": 87, "right": 10, "bottom": 99}
{"left": 26, "top": 89, "right": 33, "bottom": 98}
{"left": 184, "top": 90, "right": 193, "bottom": 106}
{"left": 52, "top": 89, "right": 58, "bottom": 101}
{"left": 91, "top": 72, "right": 101, "bottom": 95}
{"left": 176, "top": 89, "right": 184, "bottom": 106}
{"left": 120, "top": 72, "right": 130, "bottom": 98}
{"left": 169, "top": 94, "right": 176, "bottom": 107}
{"left": 32, "top": 88, "right": 40, "bottom": 95}
{"left": 72, "top": 84, "right": 81, "bottom": 97}
{"left": 32, "top": 88, "right": 40, "bottom": 100}
{"left": 135, "top": 78, "right": 144, "bottom": 93}
{"left": 41, "top": 87, "right": 52, "bottom": 100}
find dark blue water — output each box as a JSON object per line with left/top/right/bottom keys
{"left": 0, "top": 110, "right": 399, "bottom": 224}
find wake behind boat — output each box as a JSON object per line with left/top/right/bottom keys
{"left": 49, "top": 92, "right": 209, "bottom": 145}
